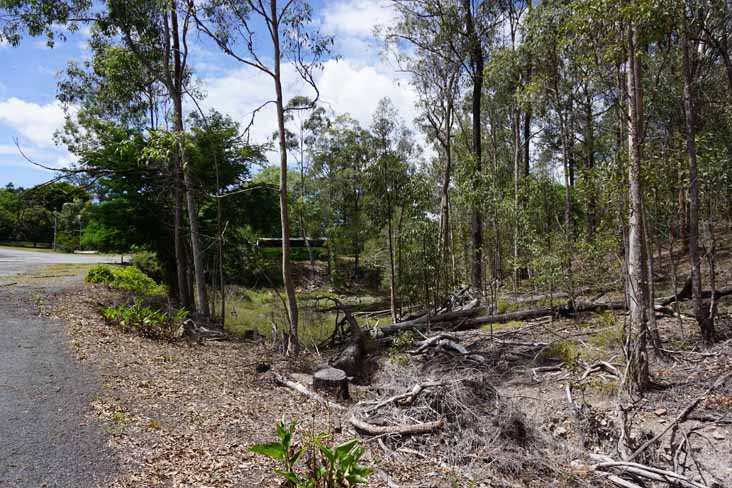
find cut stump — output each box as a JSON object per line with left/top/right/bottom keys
{"left": 313, "top": 367, "right": 349, "bottom": 400}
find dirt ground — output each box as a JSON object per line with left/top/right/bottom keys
{"left": 43, "top": 278, "right": 732, "bottom": 488}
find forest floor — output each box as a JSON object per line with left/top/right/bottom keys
{"left": 42, "top": 270, "right": 732, "bottom": 487}
{"left": 8, "top": 247, "right": 730, "bottom": 487}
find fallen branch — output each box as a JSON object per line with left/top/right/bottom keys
{"left": 349, "top": 415, "right": 444, "bottom": 435}
{"left": 364, "top": 381, "right": 444, "bottom": 414}
{"left": 626, "top": 372, "right": 731, "bottom": 462}
{"left": 274, "top": 373, "right": 346, "bottom": 411}
{"left": 591, "top": 455, "right": 709, "bottom": 488}
{"left": 580, "top": 361, "right": 622, "bottom": 380}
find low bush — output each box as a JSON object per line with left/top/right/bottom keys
{"left": 102, "top": 303, "right": 187, "bottom": 340}
{"left": 86, "top": 264, "right": 165, "bottom": 296}
{"left": 86, "top": 264, "right": 116, "bottom": 285}
{"left": 130, "top": 249, "right": 163, "bottom": 282}
{"left": 250, "top": 419, "right": 371, "bottom": 488}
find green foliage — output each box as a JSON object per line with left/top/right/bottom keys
{"left": 250, "top": 419, "right": 372, "bottom": 488}
{"left": 85, "top": 264, "right": 116, "bottom": 284}
{"left": 539, "top": 341, "right": 581, "bottom": 369}
{"left": 85, "top": 264, "right": 165, "bottom": 296}
{"left": 102, "top": 303, "right": 187, "bottom": 340}
{"left": 129, "top": 249, "right": 163, "bottom": 282}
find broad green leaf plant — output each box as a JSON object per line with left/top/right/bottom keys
{"left": 250, "top": 419, "right": 372, "bottom": 488}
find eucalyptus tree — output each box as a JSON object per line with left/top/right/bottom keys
{"left": 367, "top": 98, "right": 419, "bottom": 323}
{"left": 310, "top": 114, "right": 371, "bottom": 278}
{"left": 389, "top": 0, "right": 499, "bottom": 298}
{"left": 189, "top": 0, "right": 332, "bottom": 353}
{"left": 679, "top": 0, "right": 714, "bottom": 343}
{"left": 412, "top": 55, "right": 461, "bottom": 296}
{"left": 0, "top": 0, "right": 90, "bottom": 46}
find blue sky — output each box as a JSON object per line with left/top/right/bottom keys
{"left": 0, "top": 0, "right": 419, "bottom": 188}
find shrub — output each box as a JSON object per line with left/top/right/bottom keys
{"left": 86, "top": 264, "right": 165, "bottom": 296}
{"left": 250, "top": 419, "right": 371, "bottom": 488}
{"left": 130, "top": 249, "right": 163, "bottom": 282}
{"left": 103, "top": 303, "right": 187, "bottom": 340}
{"left": 86, "top": 264, "right": 116, "bottom": 285}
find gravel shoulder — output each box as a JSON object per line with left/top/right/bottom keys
{"left": 0, "top": 249, "right": 118, "bottom": 487}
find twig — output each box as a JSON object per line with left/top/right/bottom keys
{"left": 626, "top": 372, "right": 731, "bottom": 462}
{"left": 364, "top": 381, "right": 444, "bottom": 414}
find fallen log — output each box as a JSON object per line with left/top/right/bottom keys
{"left": 376, "top": 301, "right": 633, "bottom": 337}
{"left": 349, "top": 415, "right": 444, "bottom": 435}
{"left": 657, "top": 284, "right": 732, "bottom": 307}
{"left": 378, "top": 305, "right": 483, "bottom": 335}
{"left": 274, "top": 373, "right": 346, "bottom": 411}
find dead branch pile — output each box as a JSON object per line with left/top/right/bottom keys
{"left": 351, "top": 357, "right": 560, "bottom": 482}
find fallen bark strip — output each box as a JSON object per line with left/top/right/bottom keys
{"left": 349, "top": 415, "right": 444, "bottom": 435}
{"left": 274, "top": 373, "right": 346, "bottom": 411}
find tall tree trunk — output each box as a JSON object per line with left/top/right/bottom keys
{"left": 625, "top": 26, "right": 650, "bottom": 394}
{"left": 584, "top": 89, "right": 596, "bottom": 239}
{"left": 439, "top": 136, "right": 452, "bottom": 290}
{"left": 174, "top": 176, "right": 192, "bottom": 308}
{"left": 463, "top": 0, "right": 484, "bottom": 297}
{"left": 271, "top": 0, "right": 299, "bottom": 353}
{"left": 170, "top": 1, "right": 207, "bottom": 317}
{"left": 680, "top": 0, "right": 714, "bottom": 344}
{"left": 523, "top": 0, "right": 533, "bottom": 178}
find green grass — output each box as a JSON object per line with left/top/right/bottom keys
{"left": 224, "top": 287, "right": 385, "bottom": 347}
{"left": 480, "top": 320, "right": 524, "bottom": 333}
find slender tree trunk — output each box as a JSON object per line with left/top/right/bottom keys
{"left": 271, "top": 0, "right": 299, "bottom": 353}
{"left": 680, "top": 0, "right": 714, "bottom": 344}
{"left": 387, "top": 215, "right": 398, "bottom": 324}
{"left": 439, "top": 123, "right": 453, "bottom": 293}
{"left": 513, "top": 107, "right": 521, "bottom": 292}
{"left": 173, "top": 175, "right": 191, "bottom": 308}
{"left": 560, "top": 120, "right": 575, "bottom": 309}
{"left": 625, "top": 26, "right": 650, "bottom": 394}
{"left": 463, "top": 0, "right": 484, "bottom": 297}
{"left": 170, "top": 1, "right": 207, "bottom": 317}
{"left": 523, "top": 0, "right": 533, "bottom": 178}
{"left": 584, "top": 90, "right": 596, "bottom": 239}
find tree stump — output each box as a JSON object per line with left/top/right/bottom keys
{"left": 313, "top": 367, "right": 349, "bottom": 401}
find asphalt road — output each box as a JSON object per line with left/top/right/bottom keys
{"left": 0, "top": 248, "right": 117, "bottom": 487}
{"left": 0, "top": 247, "right": 124, "bottom": 279}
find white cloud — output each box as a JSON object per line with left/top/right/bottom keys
{"left": 0, "top": 98, "right": 73, "bottom": 169}
{"left": 0, "top": 98, "right": 67, "bottom": 148}
{"left": 321, "top": 0, "right": 397, "bottom": 38}
{"left": 198, "top": 58, "right": 419, "bottom": 151}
